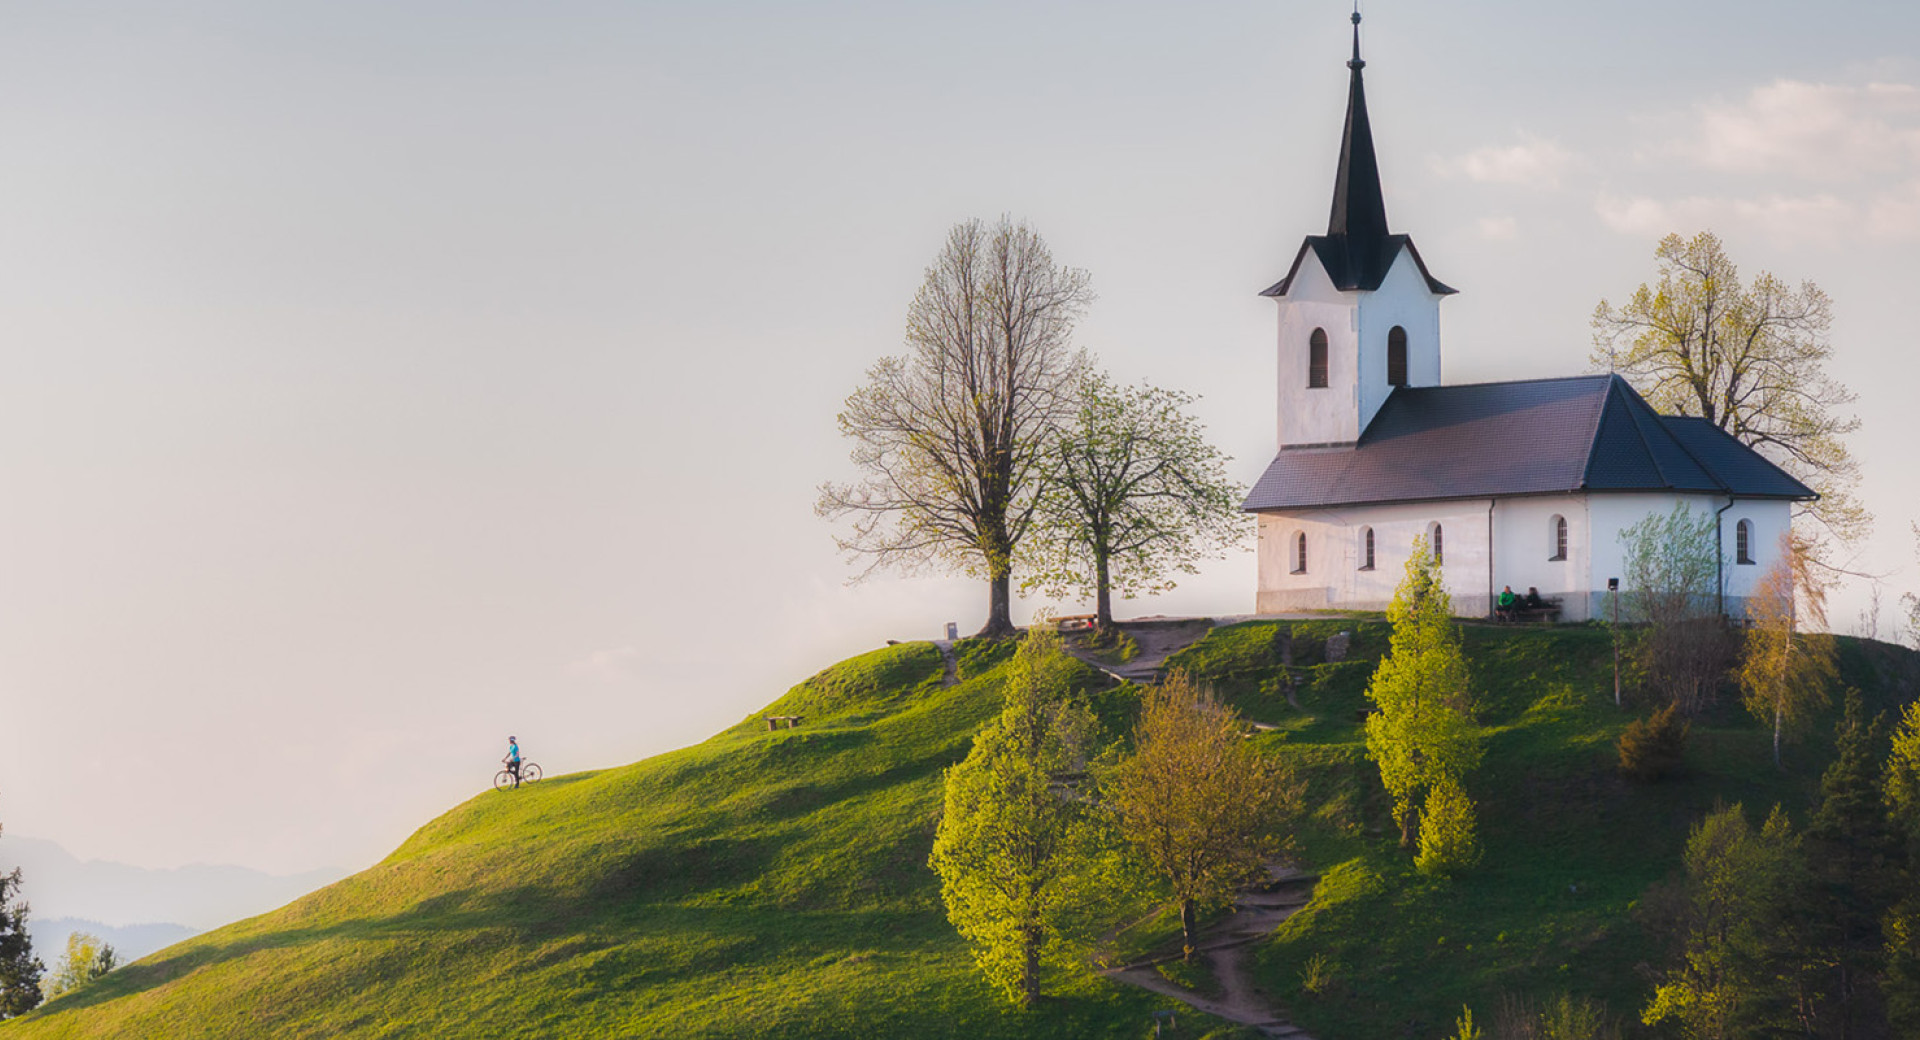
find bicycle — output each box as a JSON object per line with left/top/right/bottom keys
{"left": 493, "top": 761, "right": 543, "bottom": 791}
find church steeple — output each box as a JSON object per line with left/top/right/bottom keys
{"left": 1327, "top": 10, "right": 1389, "bottom": 241}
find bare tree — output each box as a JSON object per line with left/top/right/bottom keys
{"left": 818, "top": 218, "right": 1091, "bottom": 637}
{"left": 1024, "top": 372, "right": 1247, "bottom": 638}
{"left": 1592, "top": 232, "right": 1867, "bottom": 572}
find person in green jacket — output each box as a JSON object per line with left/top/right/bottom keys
{"left": 1496, "top": 585, "right": 1517, "bottom": 620}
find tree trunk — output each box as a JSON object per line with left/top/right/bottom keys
{"left": 1774, "top": 705, "right": 1784, "bottom": 770}
{"left": 1180, "top": 897, "right": 1198, "bottom": 962}
{"left": 1094, "top": 553, "right": 1113, "bottom": 634}
{"left": 979, "top": 567, "right": 1015, "bottom": 638}
{"left": 1020, "top": 923, "right": 1041, "bottom": 1005}
{"left": 1400, "top": 806, "right": 1418, "bottom": 850}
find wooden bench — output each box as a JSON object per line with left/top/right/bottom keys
{"left": 763, "top": 715, "right": 805, "bottom": 731}
{"left": 1494, "top": 596, "right": 1563, "bottom": 624}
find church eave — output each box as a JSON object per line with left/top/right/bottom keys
{"left": 1259, "top": 234, "right": 1458, "bottom": 298}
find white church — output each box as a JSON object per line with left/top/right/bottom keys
{"left": 1244, "top": 15, "right": 1813, "bottom": 621}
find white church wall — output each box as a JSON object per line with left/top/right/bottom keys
{"left": 1490, "top": 494, "right": 1592, "bottom": 621}
{"left": 1256, "top": 500, "right": 1497, "bottom": 617}
{"left": 1584, "top": 493, "right": 1793, "bottom": 620}
{"left": 1274, "top": 253, "right": 1361, "bottom": 448}
{"left": 1355, "top": 247, "right": 1444, "bottom": 432}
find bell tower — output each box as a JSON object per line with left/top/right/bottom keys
{"left": 1260, "top": 11, "right": 1455, "bottom": 451}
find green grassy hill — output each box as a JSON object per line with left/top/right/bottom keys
{"left": 9, "top": 622, "right": 1916, "bottom": 1039}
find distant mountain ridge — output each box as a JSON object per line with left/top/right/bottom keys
{"left": 0, "top": 835, "right": 343, "bottom": 930}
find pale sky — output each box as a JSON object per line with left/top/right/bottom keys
{"left": 2, "top": 1, "right": 1918, "bottom": 885}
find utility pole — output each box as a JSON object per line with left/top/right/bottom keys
{"left": 1609, "top": 577, "right": 1621, "bottom": 707}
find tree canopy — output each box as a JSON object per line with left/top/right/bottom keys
{"left": 1024, "top": 372, "right": 1245, "bottom": 635}
{"left": 819, "top": 217, "right": 1091, "bottom": 637}
{"left": 928, "top": 629, "right": 1098, "bottom": 1004}
{"left": 1103, "top": 670, "right": 1295, "bottom": 958}
{"left": 1592, "top": 231, "right": 1866, "bottom": 557}
{"left": 1735, "top": 533, "right": 1835, "bottom": 767}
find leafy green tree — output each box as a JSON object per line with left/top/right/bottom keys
{"left": 1363, "top": 536, "right": 1480, "bottom": 850}
{"left": 40, "top": 931, "right": 115, "bottom": 1002}
{"left": 0, "top": 863, "right": 40, "bottom": 1018}
{"left": 1592, "top": 231, "right": 1867, "bottom": 560}
{"left": 1643, "top": 804, "right": 1802, "bottom": 1040}
{"left": 929, "top": 628, "right": 1099, "bottom": 1004}
{"left": 1619, "top": 502, "right": 1735, "bottom": 714}
{"left": 1104, "top": 670, "right": 1297, "bottom": 959}
{"left": 1799, "top": 692, "right": 1902, "bottom": 1037}
{"left": 819, "top": 217, "right": 1092, "bottom": 637}
{"left": 1415, "top": 779, "right": 1481, "bottom": 877}
{"left": 1882, "top": 699, "right": 1920, "bottom": 1033}
{"left": 1025, "top": 372, "right": 1245, "bottom": 637}
{"left": 1735, "top": 535, "right": 1835, "bottom": 768}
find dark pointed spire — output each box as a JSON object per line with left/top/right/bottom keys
{"left": 1327, "top": 8, "right": 1389, "bottom": 240}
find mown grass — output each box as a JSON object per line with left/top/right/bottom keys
{"left": 10, "top": 623, "right": 1916, "bottom": 1039}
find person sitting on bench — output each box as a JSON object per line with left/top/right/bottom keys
{"left": 1496, "top": 585, "right": 1518, "bottom": 620}
{"left": 1523, "top": 587, "right": 1547, "bottom": 611}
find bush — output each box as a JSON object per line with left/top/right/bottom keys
{"left": 1416, "top": 781, "right": 1482, "bottom": 876}
{"left": 1617, "top": 704, "right": 1689, "bottom": 782}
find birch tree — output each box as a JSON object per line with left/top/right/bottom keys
{"left": 820, "top": 217, "right": 1091, "bottom": 637}
{"left": 1736, "top": 533, "right": 1836, "bottom": 768}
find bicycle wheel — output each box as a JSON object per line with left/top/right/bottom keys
{"left": 494, "top": 769, "right": 517, "bottom": 792}
{"left": 520, "top": 762, "right": 542, "bottom": 783}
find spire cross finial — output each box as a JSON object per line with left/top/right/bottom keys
{"left": 1349, "top": 7, "right": 1364, "bottom": 69}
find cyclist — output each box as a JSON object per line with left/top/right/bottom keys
{"left": 503, "top": 736, "right": 522, "bottom": 788}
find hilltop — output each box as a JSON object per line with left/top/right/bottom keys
{"left": 5, "top": 621, "right": 1915, "bottom": 1039}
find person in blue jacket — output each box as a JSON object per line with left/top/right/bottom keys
{"left": 503, "top": 736, "right": 522, "bottom": 787}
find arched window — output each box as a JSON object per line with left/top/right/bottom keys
{"left": 1550, "top": 515, "right": 1568, "bottom": 561}
{"left": 1387, "top": 326, "right": 1409, "bottom": 387}
{"left": 1430, "top": 522, "right": 1444, "bottom": 566}
{"left": 1308, "top": 328, "right": 1329, "bottom": 389}
{"left": 1292, "top": 531, "right": 1308, "bottom": 574}
{"left": 1359, "top": 526, "right": 1375, "bottom": 571}
{"left": 1736, "top": 519, "right": 1754, "bottom": 565}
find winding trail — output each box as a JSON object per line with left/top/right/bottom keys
{"left": 1101, "top": 863, "right": 1320, "bottom": 1034}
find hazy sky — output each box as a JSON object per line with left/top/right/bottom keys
{"left": 3, "top": 0, "right": 1919, "bottom": 882}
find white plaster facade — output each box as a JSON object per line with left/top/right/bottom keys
{"left": 1255, "top": 493, "right": 1792, "bottom": 621}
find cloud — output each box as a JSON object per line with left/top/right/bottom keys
{"left": 1432, "top": 135, "right": 1576, "bottom": 187}
{"left": 1594, "top": 191, "right": 1855, "bottom": 246}
{"left": 1475, "top": 216, "right": 1520, "bottom": 241}
{"left": 567, "top": 646, "right": 640, "bottom": 682}
{"left": 1680, "top": 80, "right": 1920, "bottom": 180}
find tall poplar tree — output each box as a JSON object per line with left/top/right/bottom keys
{"left": 1363, "top": 536, "right": 1480, "bottom": 851}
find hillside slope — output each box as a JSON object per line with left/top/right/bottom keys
{"left": 5, "top": 640, "right": 1183, "bottom": 1039}
{"left": 8, "top": 621, "right": 1917, "bottom": 1039}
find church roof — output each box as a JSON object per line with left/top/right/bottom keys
{"left": 1260, "top": 14, "right": 1455, "bottom": 299}
{"left": 1242, "top": 374, "right": 1817, "bottom": 512}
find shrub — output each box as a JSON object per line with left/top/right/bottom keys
{"left": 1617, "top": 704, "right": 1689, "bottom": 782}
{"left": 1416, "top": 780, "right": 1482, "bottom": 876}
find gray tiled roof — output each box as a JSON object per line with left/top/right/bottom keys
{"left": 1242, "top": 374, "right": 1817, "bottom": 511}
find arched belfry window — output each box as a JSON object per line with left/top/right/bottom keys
{"left": 1308, "top": 328, "right": 1329, "bottom": 389}
{"left": 1736, "top": 519, "right": 1755, "bottom": 565}
{"left": 1359, "top": 527, "right": 1375, "bottom": 571}
{"left": 1550, "top": 515, "right": 1568, "bottom": 561}
{"left": 1430, "top": 522, "right": 1444, "bottom": 566}
{"left": 1292, "top": 531, "right": 1308, "bottom": 574}
{"left": 1387, "top": 326, "right": 1409, "bottom": 387}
